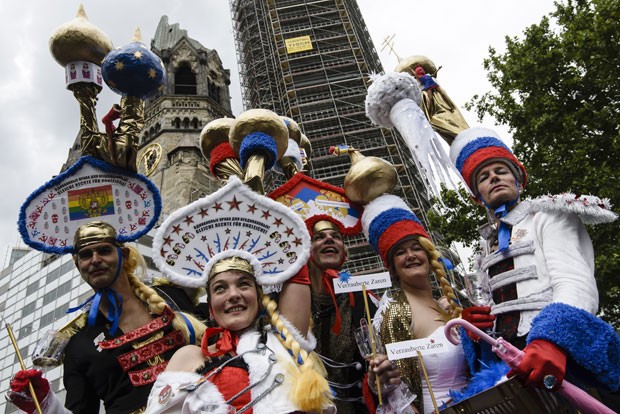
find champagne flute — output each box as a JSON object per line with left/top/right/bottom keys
{"left": 463, "top": 271, "right": 495, "bottom": 335}
{"left": 354, "top": 318, "right": 385, "bottom": 359}
{"left": 463, "top": 271, "right": 493, "bottom": 307}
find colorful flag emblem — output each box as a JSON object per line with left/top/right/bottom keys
{"left": 68, "top": 185, "right": 115, "bottom": 221}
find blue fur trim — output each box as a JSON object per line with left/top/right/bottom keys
{"left": 449, "top": 360, "right": 509, "bottom": 403}
{"left": 367, "top": 208, "right": 421, "bottom": 251}
{"left": 528, "top": 302, "right": 620, "bottom": 391}
{"left": 460, "top": 327, "right": 497, "bottom": 374}
{"left": 455, "top": 137, "right": 511, "bottom": 171}
{"left": 17, "top": 156, "right": 162, "bottom": 254}
{"left": 239, "top": 132, "right": 277, "bottom": 169}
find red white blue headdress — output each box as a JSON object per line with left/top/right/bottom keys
{"left": 449, "top": 127, "right": 527, "bottom": 194}
{"left": 362, "top": 194, "right": 429, "bottom": 265}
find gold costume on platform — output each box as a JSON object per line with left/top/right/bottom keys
{"left": 73, "top": 83, "right": 144, "bottom": 172}
{"left": 396, "top": 56, "right": 469, "bottom": 145}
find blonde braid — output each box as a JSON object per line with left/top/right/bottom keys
{"left": 261, "top": 295, "right": 331, "bottom": 411}
{"left": 418, "top": 237, "right": 462, "bottom": 319}
{"left": 124, "top": 246, "right": 205, "bottom": 344}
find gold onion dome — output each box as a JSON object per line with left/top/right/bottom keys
{"left": 229, "top": 109, "right": 289, "bottom": 166}
{"left": 332, "top": 146, "right": 397, "bottom": 204}
{"left": 49, "top": 5, "right": 113, "bottom": 66}
{"left": 395, "top": 55, "right": 437, "bottom": 77}
{"left": 200, "top": 117, "right": 235, "bottom": 161}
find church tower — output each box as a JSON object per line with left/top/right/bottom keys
{"left": 137, "top": 16, "right": 234, "bottom": 216}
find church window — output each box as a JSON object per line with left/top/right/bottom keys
{"left": 174, "top": 63, "right": 197, "bottom": 95}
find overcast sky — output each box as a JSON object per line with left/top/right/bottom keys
{"left": 0, "top": 0, "right": 558, "bottom": 267}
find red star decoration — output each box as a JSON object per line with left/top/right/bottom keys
{"left": 183, "top": 215, "right": 194, "bottom": 225}
{"left": 247, "top": 203, "right": 258, "bottom": 214}
{"left": 163, "top": 236, "right": 173, "bottom": 246}
{"left": 227, "top": 196, "right": 242, "bottom": 211}
{"left": 430, "top": 339, "right": 435, "bottom": 344}
{"left": 261, "top": 209, "right": 271, "bottom": 219}
{"left": 198, "top": 208, "right": 209, "bottom": 218}
{"left": 273, "top": 217, "right": 283, "bottom": 227}
{"left": 172, "top": 225, "right": 182, "bottom": 235}
{"left": 201, "top": 235, "right": 207, "bottom": 241}
{"left": 285, "top": 227, "right": 294, "bottom": 237}
{"left": 213, "top": 202, "right": 223, "bottom": 212}
{"left": 293, "top": 237, "right": 303, "bottom": 246}
{"left": 160, "top": 248, "right": 168, "bottom": 257}
{"left": 265, "top": 241, "right": 271, "bottom": 247}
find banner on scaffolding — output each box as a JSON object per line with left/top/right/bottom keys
{"left": 285, "top": 35, "right": 313, "bottom": 53}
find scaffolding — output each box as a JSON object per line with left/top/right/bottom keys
{"left": 230, "top": 0, "right": 447, "bottom": 279}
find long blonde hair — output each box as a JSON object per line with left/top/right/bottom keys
{"left": 124, "top": 245, "right": 206, "bottom": 344}
{"left": 417, "top": 237, "right": 462, "bottom": 319}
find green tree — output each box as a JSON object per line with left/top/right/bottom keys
{"left": 433, "top": 0, "right": 620, "bottom": 327}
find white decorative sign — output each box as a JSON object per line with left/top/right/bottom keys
{"left": 385, "top": 336, "right": 451, "bottom": 361}
{"left": 333, "top": 272, "right": 392, "bottom": 294}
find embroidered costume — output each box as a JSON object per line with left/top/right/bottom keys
{"left": 64, "top": 307, "right": 184, "bottom": 413}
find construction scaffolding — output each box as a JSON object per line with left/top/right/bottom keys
{"left": 230, "top": 0, "right": 442, "bottom": 277}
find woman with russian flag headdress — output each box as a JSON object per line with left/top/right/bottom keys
{"left": 450, "top": 127, "right": 620, "bottom": 410}
{"left": 333, "top": 148, "right": 465, "bottom": 414}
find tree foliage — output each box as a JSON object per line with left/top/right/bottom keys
{"left": 433, "top": 0, "right": 620, "bottom": 327}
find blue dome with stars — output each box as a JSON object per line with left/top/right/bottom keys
{"left": 102, "top": 40, "right": 165, "bottom": 99}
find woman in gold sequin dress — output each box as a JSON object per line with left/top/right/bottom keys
{"left": 361, "top": 194, "right": 467, "bottom": 414}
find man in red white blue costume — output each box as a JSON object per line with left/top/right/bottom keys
{"left": 450, "top": 127, "right": 619, "bottom": 409}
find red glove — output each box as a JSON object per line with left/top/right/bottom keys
{"left": 8, "top": 369, "right": 50, "bottom": 414}
{"left": 507, "top": 339, "right": 566, "bottom": 390}
{"left": 461, "top": 306, "right": 495, "bottom": 340}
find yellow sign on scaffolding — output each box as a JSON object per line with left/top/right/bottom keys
{"left": 285, "top": 35, "right": 313, "bottom": 54}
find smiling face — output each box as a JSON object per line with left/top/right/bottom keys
{"left": 310, "top": 229, "right": 347, "bottom": 271}
{"left": 475, "top": 161, "right": 522, "bottom": 210}
{"left": 75, "top": 242, "right": 124, "bottom": 290}
{"left": 389, "top": 238, "right": 431, "bottom": 289}
{"left": 208, "top": 270, "right": 259, "bottom": 333}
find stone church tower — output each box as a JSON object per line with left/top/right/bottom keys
{"left": 137, "top": 16, "right": 234, "bottom": 216}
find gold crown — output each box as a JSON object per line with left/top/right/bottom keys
{"left": 73, "top": 221, "right": 119, "bottom": 252}
{"left": 209, "top": 256, "right": 254, "bottom": 279}
{"left": 312, "top": 220, "right": 339, "bottom": 235}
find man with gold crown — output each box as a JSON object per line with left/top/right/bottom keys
{"left": 9, "top": 222, "right": 205, "bottom": 414}
{"left": 8, "top": 8, "right": 206, "bottom": 413}
{"left": 268, "top": 147, "right": 377, "bottom": 414}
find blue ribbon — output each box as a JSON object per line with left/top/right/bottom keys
{"left": 178, "top": 312, "right": 196, "bottom": 345}
{"left": 494, "top": 204, "right": 511, "bottom": 253}
{"left": 439, "top": 257, "right": 454, "bottom": 270}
